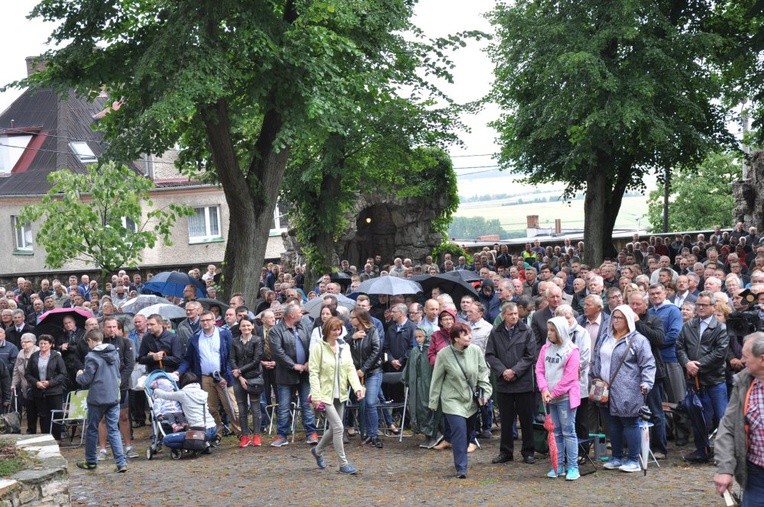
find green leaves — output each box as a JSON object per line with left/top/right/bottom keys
{"left": 18, "top": 162, "right": 192, "bottom": 272}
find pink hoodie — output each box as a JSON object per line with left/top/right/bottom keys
{"left": 535, "top": 317, "right": 581, "bottom": 409}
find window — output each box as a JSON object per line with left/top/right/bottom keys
{"left": 188, "top": 206, "right": 221, "bottom": 243}
{"left": 69, "top": 142, "right": 97, "bottom": 163}
{"left": 12, "top": 216, "right": 32, "bottom": 252}
{"left": 122, "top": 216, "right": 137, "bottom": 233}
{"left": 0, "top": 135, "right": 33, "bottom": 173}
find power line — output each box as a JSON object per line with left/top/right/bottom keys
{"left": 450, "top": 153, "right": 496, "bottom": 158}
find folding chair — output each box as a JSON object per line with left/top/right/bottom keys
{"left": 379, "top": 372, "right": 409, "bottom": 442}
{"left": 50, "top": 390, "right": 89, "bottom": 446}
{"left": 577, "top": 435, "right": 598, "bottom": 476}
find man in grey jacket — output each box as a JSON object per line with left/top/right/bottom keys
{"left": 75, "top": 329, "right": 127, "bottom": 472}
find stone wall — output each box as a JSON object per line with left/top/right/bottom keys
{"left": 0, "top": 434, "right": 69, "bottom": 507}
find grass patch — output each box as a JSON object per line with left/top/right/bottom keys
{"left": 0, "top": 442, "right": 23, "bottom": 477}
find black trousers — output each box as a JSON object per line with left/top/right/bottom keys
{"left": 496, "top": 391, "right": 535, "bottom": 458}
{"left": 129, "top": 389, "right": 146, "bottom": 424}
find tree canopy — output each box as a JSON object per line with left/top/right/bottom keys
{"left": 19, "top": 0, "right": 464, "bottom": 304}
{"left": 18, "top": 162, "right": 191, "bottom": 276}
{"left": 489, "top": 0, "right": 735, "bottom": 264}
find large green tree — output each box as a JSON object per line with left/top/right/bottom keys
{"left": 489, "top": 0, "right": 734, "bottom": 264}
{"left": 647, "top": 152, "right": 741, "bottom": 232}
{"left": 18, "top": 162, "right": 191, "bottom": 280}
{"left": 19, "top": 0, "right": 452, "bottom": 304}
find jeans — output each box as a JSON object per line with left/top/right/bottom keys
{"left": 85, "top": 403, "right": 125, "bottom": 467}
{"left": 743, "top": 461, "right": 764, "bottom": 507}
{"left": 315, "top": 400, "right": 348, "bottom": 466}
{"left": 550, "top": 403, "right": 578, "bottom": 471}
{"left": 444, "top": 413, "right": 476, "bottom": 476}
{"left": 233, "top": 381, "right": 261, "bottom": 436}
{"left": 600, "top": 408, "right": 640, "bottom": 463}
{"left": 360, "top": 372, "right": 382, "bottom": 438}
{"left": 645, "top": 381, "right": 668, "bottom": 454}
{"left": 696, "top": 382, "right": 727, "bottom": 456}
{"left": 163, "top": 427, "right": 217, "bottom": 449}
{"left": 276, "top": 379, "right": 317, "bottom": 438}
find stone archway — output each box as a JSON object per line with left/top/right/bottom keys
{"left": 348, "top": 204, "right": 398, "bottom": 266}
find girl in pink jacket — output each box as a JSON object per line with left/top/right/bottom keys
{"left": 536, "top": 316, "right": 581, "bottom": 480}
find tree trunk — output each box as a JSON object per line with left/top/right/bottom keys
{"left": 203, "top": 100, "right": 288, "bottom": 306}
{"left": 662, "top": 168, "right": 671, "bottom": 233}
{"left": 583, "top": 169, "right": 608, "bottom": 266}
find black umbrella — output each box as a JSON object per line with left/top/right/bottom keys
{"left": 330, "top": 271, "right": 352, "bottom": 288}
{"left": 679, "top": 376, "right": 709, "bottom": 456}
{"left": 417, "top": 273, "right": 479, "bottom": 302}
{"left": 197, "top": 298, "right": 230, "bottom": 314}
{"left": 438, "top": 270, "right": 482, "bottom": 284}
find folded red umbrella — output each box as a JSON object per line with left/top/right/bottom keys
{"left": 544, "top": 404, "right": 558, "bottom": 474}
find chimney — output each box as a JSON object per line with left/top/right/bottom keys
{"left": 25, "top": 56, "right": 48, "bottom": 77}
{"left": 554, "top": 219, "right": 562, "bottom": 235}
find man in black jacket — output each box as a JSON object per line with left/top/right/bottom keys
{"left": 269, "top": 303, "right": 317, "bottom": 447}
{"left": 485, "top": 302, "right": 537, "bottom": 465}
{"left": 676, "top": 291, "right": 730, "bottom": 463}
{"left": 628, "top": 291, "right": 668, "bottom": 458}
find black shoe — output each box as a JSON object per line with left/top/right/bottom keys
{"left": 492, "top": 454, "right": 513, "bottom": 464}
{"left": 522, "top": 455, "right": 536, "bottom": 464}
{"left": 683, "top": 450, "right": 709, "bottom": 463}
{"left": 456, "top": 473, "right": 467, "bottom": 479}
{"left": 361, "top": 436, "right": 373, "bottom": 446}
{"left": 76, "top": 461, "right": 97, "bottom": 470}
{"left": 372, "top": 438, "right": 383, "bottom": 449}
{"left": 479, "top": 430, "right": 492, "bottom": 440}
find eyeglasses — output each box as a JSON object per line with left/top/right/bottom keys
{"left": 200, "top": 318, "right": 214, "bottom": 322}
{"left": 611, "top": 315, "right": 627, "bottom": 320}
{"left": 695, "top": 303, "right": 711, "bottom": 308}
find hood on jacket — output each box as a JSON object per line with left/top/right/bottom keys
{"left": 92, "top": 343, "right": 118, "bottom": 364}
{"left": 438, "top": 307, "right": 457, "bottom": 328}
{"left": 182, "top": 382, "right": 208, "bottom": 405}
{"left": 610, "top": 304, "right": 636, "bottom": 335}
{"left": 547, "top": 316, "right": 573, "bottom": 348}
{"left": 480, "top": 278, "right": 495, "bottom": 296}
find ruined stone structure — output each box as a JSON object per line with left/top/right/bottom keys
{"left": 734, "top": 150, "right": 764, "bottom": 231}
{"left": 281, "top": 190, "right": 450, "bottom": 270}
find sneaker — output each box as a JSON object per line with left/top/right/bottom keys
{"left": 479, "top": 430, "right": 492, "bottom": 440}
{"left": 76, "top": 461, "right": 97, "bottom": 471}
{"left": 116, "top": 464, "right": 128, "bottom": 473}
{"left": 251, "top": 435, "right": 262, "bottom": 447}
{"left": 306, "top": 432, "right": 319, "bottom": 445}
{"left": 339, "top": 464, "right": 358, "bottom": 475}
{"left": 372, "top": 438, "right": 383, "bottom": 449}
{"left": 546, "top": 469, "right": 559, "bottom": 479}
{"left": 603, "top": 458, "right": 622, "bottom": 470}
{"left": 565, "top": 468, "right": 580, "bottom": 481}
{"left": 619, "top": 461, "right": 641, "bottom": 473}
{"left": 456, "top": 473, "right": 467, "bottom": 479}
{"left": 311, "top": 447, "right": 326, "bottom": 469}
{"left": 97, "top": 448, "right": 108, "bottom": 461}
{"left": 124, "top": 446, "right": 139, "bottom": 459}
{"left": 239, "top": 435, "right": 251, "bottom": 448}
{"left": 271, "top": 435, "right": 289, "bottom": 447}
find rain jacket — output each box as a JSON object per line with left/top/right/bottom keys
{"left": 536, "top": 316, "right": 581, "bottom": 408}
{"left": 308, "top": 339, "right": 363, "bottom": 404}
{"left": 590, "top": 305, "right": 656, "bottom": 418}
{"left": 403, "top": 335, "right": 438, "bottom": 436}
{"left": 76, "top": 343, "right": 121, "bottom": 406}
{"left": 428, "top": 343, "right": 492, "bottom": 418}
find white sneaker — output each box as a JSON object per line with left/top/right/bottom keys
{"left": 619, "top": 461, "right": 641, "bottom": 473}
{"left": 124, "top": 446, "right": 139, "bottom": 459}
{"left": 602, "top": 459, "right": 622, "bottom": 470}
{"left": 97, "top": 448, "right": 108, "bottom": 461}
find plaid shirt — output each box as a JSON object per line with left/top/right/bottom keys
{"left": 747, "top": 379, "right": 764, "bottom": 467}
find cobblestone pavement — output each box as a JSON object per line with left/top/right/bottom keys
{"left": 60, "top": 426, "right": 721, "bottom": 506}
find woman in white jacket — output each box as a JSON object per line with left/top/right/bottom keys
{"left": 154, "top": 373, "right": 217, "bottom": 451}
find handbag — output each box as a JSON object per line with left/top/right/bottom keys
{"left": 589, "top": 338, "right": 630, "bottom": 405}
{"left": 245, "top": 376, "right": 264, "bottom": 395}
{"left": 184, "top": 427, "right": 207, "bottom": 450}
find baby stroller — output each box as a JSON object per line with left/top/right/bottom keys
{"left": 145, "top": 370, "right": 182, "bottom": 460}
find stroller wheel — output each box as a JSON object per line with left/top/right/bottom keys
{"left": 170, "top": 449, "right": 182, "bottom": 460}
{"left": 146, "top": 447, "right": 153, "bottom": 460}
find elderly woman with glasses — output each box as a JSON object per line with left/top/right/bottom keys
{"left": 12, "top": 333, "right": 39, "bottom": 434}
{"left": 590, "top": 305, "right": 655, "bottom": 473}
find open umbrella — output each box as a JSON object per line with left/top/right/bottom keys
{"left": 142, "top": 271, "right": 206, "bottom": 299}
{"left": 356, "top": 276, "right": 422, "bottom": 296}
{"left": 119, "top": 294, "right": 171, "bottom": 314}
{"left": 329, "top": 271, "right": 352, "bottom": 289}
{"left": 137, "top": 303, "right": 187, "bottom": 321}
{"left": 417, "top": 274, "right": 479, "bottom": 301}
{"left": 543, "top": 404, "right": 559, "bottom": 475}
{"left": 438, "top": 270, "right": 482, "bottom": 284}
{"left": 302, "top": 294, "right": 356, "bottom": 318}
{"left": 35, "top": 307, "right": 94, "bottom": 337}
{"left": 679, "top": 376, "right": 710, "bottom": 458}
{"left": 197, "top": 298, "right": 230, "bottom": 314}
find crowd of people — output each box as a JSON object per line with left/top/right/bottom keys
{"left": 0, "top": 224, "right": 763, "bottom": 489}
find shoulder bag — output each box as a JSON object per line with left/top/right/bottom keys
{"left": 589, "top": 338, "right": 630, "bottom": 405}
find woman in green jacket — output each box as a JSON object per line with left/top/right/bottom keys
{"left": 429, "top": 322, "right": 492, "bottom": 479}
{"left": 308, "top": 316, "right": 365, "bottom": 475}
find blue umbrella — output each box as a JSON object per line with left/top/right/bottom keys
{"left": 142, "top": 271, "right": 206, "bottom": 299}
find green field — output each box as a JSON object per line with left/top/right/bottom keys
{"left": 454, "top": 195, "right": 650, "bottom": 233}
